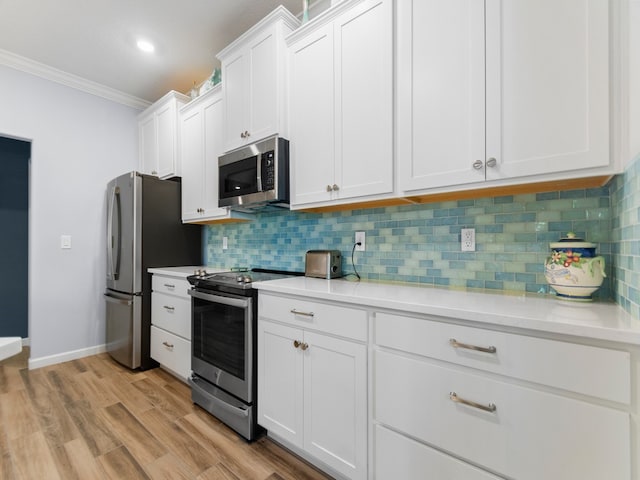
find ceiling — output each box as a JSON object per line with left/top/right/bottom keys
{"left": 0, "top": 0, "right": 303, "bottom": 106}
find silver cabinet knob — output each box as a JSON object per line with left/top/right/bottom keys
{"left": 245, "top": 130, "right": 250, "bottom": 138}
{"left": 240, "top": 132, "right": 246, "bottom": 138}
{"left": 332, "top": 184, "right": 339, "bottom": 191}
{"left": 486, "top": 157, "right": 497, "bottom": 168}
{"left": 293, "top": 340, "right": 301, "bottom": 349}
{"left": 326, "top": 185, "right": 333, "bottom": 192}
{"left": 472, "top": 160, "right": 484, "bottom": 170}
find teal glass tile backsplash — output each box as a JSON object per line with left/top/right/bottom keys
{"left": 206, "top": 185, "right": 614, "bottom": 300}
{"left": 611, "top": 154, "right": 640, "bottom": 319}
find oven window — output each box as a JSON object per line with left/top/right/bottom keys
{"left": 193, "top": 299, "right": 246, "bottom": 380}
{"left": 219, "top": 155, "right": 259, "bottom": 199}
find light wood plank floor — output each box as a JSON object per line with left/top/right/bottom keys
{"left": 0, "top": 349, "right": 332, "bottom": 480}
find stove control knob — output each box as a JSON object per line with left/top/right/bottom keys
{"left": 243, "top": 275, "right": 253, "bottom": 283}
{"left": 236, "top": 275, "right": 244, "bottom": 283}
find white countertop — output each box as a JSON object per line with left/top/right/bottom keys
{"left": 254, "top": 277, "right": 640, "bottom": 346}
{"left": 147, "top": 266, "right": 227, "bottom": 278}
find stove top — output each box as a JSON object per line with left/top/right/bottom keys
{"left": 188, "top": 268, "right": 303, "bottom": 291}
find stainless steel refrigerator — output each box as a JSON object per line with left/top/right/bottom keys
{"left": 105, "top": 171, "right": 202, "bottom": 370}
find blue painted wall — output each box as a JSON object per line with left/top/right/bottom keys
{"left": 0, "top": 136, "right": 30, "bottom": 338}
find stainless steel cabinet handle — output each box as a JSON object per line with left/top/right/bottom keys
{"left": 164, "top": 283, "right": 175, "bottom": 289}
{"left": 240, "top": 132, "right": 245, "bottom": 139}
{"left": 245, "top": 130, "right": 250, "bottom": 138}
{"left": 486, "top": 157, "right": 497, "bottom": 168}
{"left": 332, "top": 184, "right": 339, "bottom": 191}
{"left": 162, "top": 341, "right": 174, "bottom": 349}
{"left": 326, "top": 185, "right": 333, "bottom": 192}
{"left": 293, "top": 340, "right": 301, "bottom": 348}
{"left": 449, "top": 338, "right": 496, "bottom": 354}
{"left": 449, "top": 392, "right": 496, "bottom": 413}
{"left": 300, "top": 342, "right": 309, "bottom": 351}
{"left": 290, "top": 309, "right": 314, "bottom": 318}
{"left": 473, "top": 160, "right": 484, "bottom": 170}
{"left": 163, "top": 305, "right": 175, "bottom": 311}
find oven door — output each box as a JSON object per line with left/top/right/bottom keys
{"left": 189, "top": 289, "right": 254, "bottom": 403}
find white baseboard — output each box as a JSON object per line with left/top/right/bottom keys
{"left": 28, "top": 344, "right": 107, "bottom": 370}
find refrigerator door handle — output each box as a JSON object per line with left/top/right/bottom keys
{"left": 107, "top": 186, "right": 121, "bottom": 281}
{"left": 104, "top": 292, "right": 133, "bottom": 306}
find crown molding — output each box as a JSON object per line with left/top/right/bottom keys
{"left": 0, "top": 48, "right": 151, "bottom": 110}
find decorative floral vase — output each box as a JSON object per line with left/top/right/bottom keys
{"left": 544, "top": 232, "right": 606, "bottom": 301}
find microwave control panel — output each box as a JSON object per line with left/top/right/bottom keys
{"left": 261, "top": 151, "right": 275, "bottom": 190}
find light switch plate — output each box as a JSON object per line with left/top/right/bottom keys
{"left": 60, "top": 235, "right": 72, "bottom": 249}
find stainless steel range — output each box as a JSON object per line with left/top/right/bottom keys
{"left": 187, "top": 268, "right": 301, "bottom": 440}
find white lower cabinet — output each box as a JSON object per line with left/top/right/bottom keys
{"left": 373, "top": 314, "right": 632, "bottom": 480}
{"left": 375, "top": 425, "right": 501, "bottom": 480}
{"left": 150, "top": 326, "right": 191, "bottom": 380}
{"left": 150, "top": 273, "right": 192, "bottom": 381}
{"left": 258, "top": 293, "right": 367, "bottom": 480}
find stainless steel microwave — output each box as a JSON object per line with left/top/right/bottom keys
{"left": 218, "top": 136, "right": 289, "bottom": 211}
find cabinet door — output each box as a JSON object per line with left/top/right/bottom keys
{"left": 485, "top": 0, "right": 610, "bottom": 180}
{"left": 139, "top": 114, "right": 157, "bottom": 176}
{"left": 289, "top": 24, "right": 335, "bottom": 206}
{"left": 303, "top": 331, "right": 367, "bottom": 480}
{"left": 156, "top": 102, "right": 177, "bottom": 178}
{"left": 247, "top": 27, "right": 279, "bottom": 145}
{"left": 202, "top": 93, "right": 227, "bottom": 217}
{"left": 335, "top": 0, "right": 393, "bottom": 200}
{"left": 181, "top": 107, "right": 203, "bottom": 222}
{"left": 397, "top": 0, "right": 486, "bottom": 192}
{"left": 223, "top": 52, "right": 248, "bottom": 152}
{"left": 257, "top": 321, "right": 304, "bottom": 448}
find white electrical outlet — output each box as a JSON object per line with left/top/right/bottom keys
{"left": 222, "top": 236, "right": 228, "bottom": 250}
{"left": 461, "top": 228, "right": 475, "bottom": 252}
{"left": 355, "top": 231, "right": 366, "bottom": 251}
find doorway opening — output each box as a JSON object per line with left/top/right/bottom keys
{"left": 0, "top": 136, "right": 30, "bottom": 345}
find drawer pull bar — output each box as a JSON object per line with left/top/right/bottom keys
{"left": 163, "top": 305, "right": 175, "bottom": 311}
{"left": 290, "top": 309, "right": 314, "bottom": 318}
{"left": 449, "top": 392, "right": 496, "bottom": 413}
{"left": 164, "top": 283, "right": 176, "bottom": 289}
{"left": 162, "top": 341, "right": 174, "bottom": 349}
{"left": 449, "top": 338, "right": 496, "bottom": 354}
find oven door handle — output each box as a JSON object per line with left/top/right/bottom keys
{"left": 188, "top": 289, "right": 251, "bottom": 309}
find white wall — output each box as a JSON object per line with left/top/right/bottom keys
{"left": 630, "top": 0, "right": 640, "bottom": 158}
{"left": 0, "top": 65, "right": 139, "bottom": 366}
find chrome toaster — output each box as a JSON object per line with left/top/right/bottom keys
{"left": 305, "top": 250, "right": 342, "bottom": 279}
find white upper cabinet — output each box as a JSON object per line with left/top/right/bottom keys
{"left": 180, "top": 87, "right": 226, "bottom": 222}
{"left": 180, "top": 86, "right": 247, "bottom": 223}
{"left": 398, "top": 0, "right": 614, "bottom": 194}
{"left": 138, "top": 91, "right": 189, "bottom": 179}
{"left": 289, "top": 0, "right": 394, "bottom": 208}
{"left": 217, "top": 6, "right": 300, "bottom": 153}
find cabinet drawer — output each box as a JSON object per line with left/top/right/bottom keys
{"left": 151, "top": 292, "right": 191, "bottom": 340}
{"left": 152, "top": 275, "right": 191, "bottom": 298}
{"left": 374, "top": 312, "right": 630, "bottom": 404}
{"left": 150, "top": 326, "right": 191, "bottom": 380}
{"left": 259, "top": 293, "right": 367, "bottom": 342}
{"left": 374, "top": 350, "right": 630, "bottom": 480}
{"left": 375, "top": 425, "right": 500, "bottom": 480}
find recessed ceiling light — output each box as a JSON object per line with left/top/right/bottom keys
{"left": 136, "top": 39, "right": 155, "bottom": 53}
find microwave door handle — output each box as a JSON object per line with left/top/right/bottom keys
{"left": 256, "top": 155, "right": 262, "bottom": 192}
{"left": 188, "top": 289, "right": 251, "bottom": 309}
